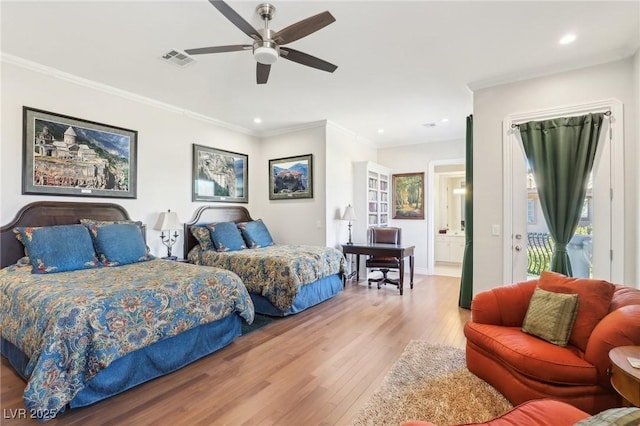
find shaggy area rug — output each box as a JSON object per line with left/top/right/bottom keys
{"left": 351, "top": 341, "right": 513, "bottom": 426}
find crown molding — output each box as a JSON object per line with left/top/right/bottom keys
{"left": 468, "top": 46, "right": 637, "bottom": 92}
{"left": 1, "top": 53, "right": 257, "bottom": 137}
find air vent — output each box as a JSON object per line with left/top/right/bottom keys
{"left": 161, "top": 49, "right": 195, "bottom": 67}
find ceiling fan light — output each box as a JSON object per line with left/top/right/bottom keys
{"left": 254, "top": 46, "right": 278, "bottom": 65}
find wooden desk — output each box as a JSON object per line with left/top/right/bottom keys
{"left": 609, "top": 346, "right": 640, "bottom": 406}
{"left": 341, "top": 243, "right": 415, "bottom": 295}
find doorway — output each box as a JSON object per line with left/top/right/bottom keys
{"left": 428, "top": 158, "right": 465, "bottom": 277}
{"left": 503, "top": 100, "right": 624, "bottom": 283}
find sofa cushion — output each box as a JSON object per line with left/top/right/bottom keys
{"left": 522, "top": 287, "right": 579, "bottom": 346}
{"left": 465, "top": 322, "right": 598, "bottom": 385}
{"left": 400, "top": 399, "right": 590, "bottom": 426}
{"left": 538, "top": 271, "right": 615, "bottom": 351}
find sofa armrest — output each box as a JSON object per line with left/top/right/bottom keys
{"left": 471, "top": 280, "right": 537, "bottom": 326}
{"left": 585, "top": 305, "right": 640, "bottom": 388}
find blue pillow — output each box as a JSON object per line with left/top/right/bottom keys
{"left": 206, "top": 222, "right": 246, "bottom": 252}
{"left": 13, "top": 225, "right": 100, "bottom": 274}
{"left": 86, "top": 223, "right": 154, "bottom": 266}
{"left": 238, "top": 219, "right": 274, "bottom": 248}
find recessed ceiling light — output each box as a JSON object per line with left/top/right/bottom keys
{"left": 441, "top": 118, "right": 449, "bottom": 123}
{"left": 559, "top": 33, "right": 576, "bottom": 45}
{"left": 378, "top": 128, "right": 384, "bottom": 134}
{"left": 253, "top": 117, "right": 262, "bottom": 124}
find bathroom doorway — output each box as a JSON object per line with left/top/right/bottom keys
{"left": 428, "top": 159, "right": 465, "bottom": 277}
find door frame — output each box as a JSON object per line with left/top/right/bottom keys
{"left": 427, "top": 157, "right": 465, "bottom": 275}
{"left": 502, "top": 99, "right": 624, "bottom": 283}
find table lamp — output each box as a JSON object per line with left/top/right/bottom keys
{"left": 342, "top": 204, "right": 357, "bottom": 245}
{"left": 153, "top": 209, "right": 181, "bottom": 259}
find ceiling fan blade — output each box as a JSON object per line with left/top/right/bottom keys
{"left": 185, "top": 45, "right": 251, "bottom": 55}
{"left": 280, "top": 47, "right": 338, "bottom": 73}
{"left": 257, "top": 63, "right": 271, "bottom": 84}
{"left": 208, "top": 0, "right": 262, "bottom": 41}
{"left": 272, "top": 11, "right": 335, "bottom": 45}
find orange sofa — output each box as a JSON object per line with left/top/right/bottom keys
{"left": 464, "top": 272, "right": 640, "bottom": 414}
{"left": 401, "top": 399, "right": 590, "bottom": 426}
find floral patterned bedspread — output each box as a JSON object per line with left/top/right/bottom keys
{"left": 188, "top": 245, "right": 344, "bottom": 312}
{"left": 0, "top": 259, "right": 254, "bottom": 420}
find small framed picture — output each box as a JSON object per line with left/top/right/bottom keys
{"left": 192, "top": 144, "right": 248, "bottom": 203}
{"left": 268, "top": 154, "right": 313, "bottom": 200}
{"left": 392, "top": 172, "right": 425, "bottom": 219}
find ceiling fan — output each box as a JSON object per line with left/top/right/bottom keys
{"left": 185, "top": 0, "right": 338, "bottom": 84}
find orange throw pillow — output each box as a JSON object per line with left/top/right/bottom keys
{"left": 538, "top": 271, "right": 615, "bottom": 351}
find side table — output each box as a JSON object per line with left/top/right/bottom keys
{"left": 609, "top": 346, "right": 640, "bottom": 406}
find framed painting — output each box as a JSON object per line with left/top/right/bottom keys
{"left": 22, "top": 107, "right": 137, "bottom": 199}
{"left": 269, "top": 154, "right": 313, "bottom": 200}
{"left": 192, "top": 144, "right": 248, "bottom": 203}
{"left": 392, "top": 172, "right": 425, "bottom": 219}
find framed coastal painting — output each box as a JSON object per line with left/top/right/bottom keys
{"left": 192, "top": 144, "right": 248, "bottom": 203}
{"left": 268, "top": 154, "right": 313, "bottom": 200}
{"left": 22, "top": 107, "right": 138, "bottom": 199}
{"left": 392, "top": 172, "right": 425, "bottom": 219}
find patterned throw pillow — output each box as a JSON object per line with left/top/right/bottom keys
{"left": 575, "top": 407, "right": 640, "bottom": 426}
{"left": 538, "top": 271, "right": 615, "bottom": 351}
{"left": 238, "top": 219, "right": 274, "bottom": 248}
{"left": 522, "top": 287, "right": 579, "bottom": 346}
{"left": 206, "top": 222, "right": 246, "bottom": 252}
{"left": 191, "top": 226, "right": 215, "bottom": 251}
{"left": 85, "top": 223, "right": 154, "bottom": 266}
{"left": 13, "top": 225, "right": 100, "bottom": 274}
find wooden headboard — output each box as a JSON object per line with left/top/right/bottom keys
{"left": 0, "top": 201, "right": 131, "bottom": 269}
{"left": 184, "top": 205, "right": 253, "bottom": 258}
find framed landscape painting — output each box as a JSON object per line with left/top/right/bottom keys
{"left": 269, "top": 154, "right": 313, "bottom": 200}
{"left": 192, "top": 144, "right": 248, "bottom": 203}
{"left": 392, "top": 172, "right": 425, "bottom": 219}
{"left": 22, "top": 107, "right": 137, "bottom": 199}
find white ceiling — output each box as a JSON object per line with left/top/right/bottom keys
{"left": 1, "top": 1, "right": 638, "bottom": 147}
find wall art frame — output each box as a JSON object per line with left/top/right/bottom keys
{"left": 22, "top": 106, "right": 138, "bottom": 199}
{"left": 268, "top": 154, "right": 313, "bottom": 200}
{"left": 192, "top": 144, "right": 248, "bottom": 203}
{"left": 392, "top": 172, "right": 425, "bottom": 219}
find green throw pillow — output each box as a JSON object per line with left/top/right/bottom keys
{"left": 522, "top": 287, "right": 579, "bottom": 346}
{"left": 575, "top": 407, "right": 640, "bottom": 426}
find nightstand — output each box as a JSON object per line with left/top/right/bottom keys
{"left": 609, "top": 346, "right": 640, "bottom": 406}
{"left": 162, "top": 256, "right": 192, "bottom": 263}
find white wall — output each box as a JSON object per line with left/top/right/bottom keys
{"left": 635, "top": 50, "right": 640, "bottom": 288}
{"left": 473, "top": 57, "right": 638, "bottom": 293}
{"left": 0, "top": 61, "right": 259, "bottom": 257}
{"left": 377, "top": 139, "right": 465, "bottom": 274}
{"left": 255, "top": 125, "right": 327, "bottom": 246}
{"left": 325, "top": 122, "right": 377, "bottom": 249}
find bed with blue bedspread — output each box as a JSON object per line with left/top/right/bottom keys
{"left": 185, "top": 205, "right": 344, "bottom": 316}
{"left": 0, "top": 202, "right": 254, "bottom": 421}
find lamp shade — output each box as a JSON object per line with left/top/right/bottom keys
{"left": 342, "top": 204, "right": 357, "bottom": 221}
{"left": 153, "top": 210, "right": 181, "bottom": 231}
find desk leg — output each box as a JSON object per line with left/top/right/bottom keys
{"left": 410, "top": 255, "right": 414, "bottom": 289}
{"left": 399, "top": 257, "right": 405, "bottom": 295}
{"left": 356, "top": 254, "right": 360, "bottom": 282}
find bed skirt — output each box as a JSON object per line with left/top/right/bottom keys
{"left": 251, "top": 273, "right": 343, "bottom": 316}
{"left": 2, "top": 313, "right": 242, "bottom": 414}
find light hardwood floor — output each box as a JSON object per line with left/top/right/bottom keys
{"left": 1, "top": 275, "right": 470, "bottom": 425}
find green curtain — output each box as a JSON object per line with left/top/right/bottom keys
{"left": 458, "top": 115, "right": 473, "bottom": 309}
{"left": 519, "top": 113, "right": 604, "bottom": 276}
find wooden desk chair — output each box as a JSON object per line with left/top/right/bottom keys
{"left": 367, "top": 227, "right": 402, "bottom": 289}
